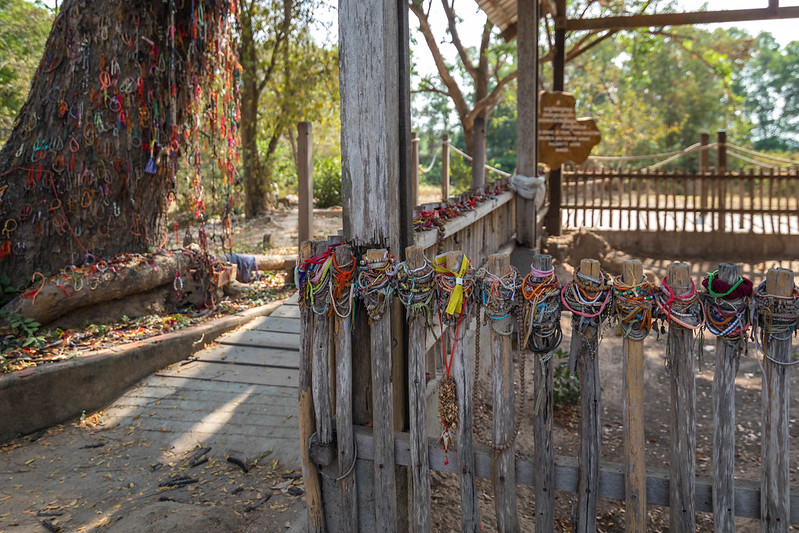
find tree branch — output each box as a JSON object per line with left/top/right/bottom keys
{"left": 441, "top": 0, "right": 477, "bottom": 78}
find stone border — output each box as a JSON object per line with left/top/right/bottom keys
{"left": 0, "top": 299, "right": 285, "bottom": 443}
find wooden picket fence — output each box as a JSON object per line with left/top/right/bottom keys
{"left": 296, "top": 191, "right": 799, "bottom": 532}
{"left": 562, "top": 169, "right": 799, "bottom": 235}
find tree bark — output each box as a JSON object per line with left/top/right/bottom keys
{"left": 0, "top": 0, "right": 237, "bottom": 288}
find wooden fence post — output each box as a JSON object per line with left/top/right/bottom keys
{"left": 366, "top": 249, "right": 398, "bottom": 531}
{"left": 717, "top": 131, "right": 727, "bottom": 233}
{"left": 472, "top": 117, "right": 486, "bottom": 189}
{"left": 298, "top": 240, "right": 325, "bottom": 532}
{"left": 761, "top": 268, "right": 794, "bottom": 532}
{"left": 531, "top": 254, "right": 555, "bottom": 532}
{"left": 447, "top": 251, "right": 480, "bottom": 532}
{"left": 573, "top": 258, "right": 602, "bottom": 533}
{"left": 712, "top": 262, "right": 742, "bottom": 532}
{"left": 411, "top": 132, "right": 419, "bottom": 207}
{"left": 334, "top": 244, "right": 358, "bottom": 531}
{"left": 311, "top": 240, "right": 333, "bottom": 446}
{"left": 298, "top": 122, "right": 313, "bottom": 246}
{"left": 405, "top": 245, "right": 432, "bottom": 533}
{"left": 488, "top": 253, "right": 519, "bottom": 532}
{"left": 442, "top": 135, "right": 451, "bottom": 201}
{"left": 667, "top": 262, "right": 697, "bottom": 532}
{"left": 622, "top": 260, "right": 647, "bottom": 532}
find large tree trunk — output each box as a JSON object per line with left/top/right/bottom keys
{"left": 0, "top": 0, "right": 236, "bottom": 288}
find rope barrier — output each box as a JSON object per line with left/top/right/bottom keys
{"left": 448, "top": 144, "right": 512, "bottom": 178}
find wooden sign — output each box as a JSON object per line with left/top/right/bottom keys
{"left": 538, "top": 91, "right": 601, "bottom": 168}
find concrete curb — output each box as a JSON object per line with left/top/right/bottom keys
{"left": 0, "top": 298, "right": 286, "bottom": 443}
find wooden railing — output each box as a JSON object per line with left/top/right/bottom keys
{"left": 562, "top": 169, "right": 799, "bottom": 234}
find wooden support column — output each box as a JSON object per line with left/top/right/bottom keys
{"left": 334, "top": 244, "right": 358, "bottom": 531}
{"left": 761, "top": 268, "right": 794, "bottom": 532}
{"left": 298, "top": 241, "right": 325, "bottom": 532}
{"left": 442, "top": 135, "right": 451, "bottom": 201}
{"left": 573, "top": 258, "right": 602, "bottom": 533}
{"left": 717, "top": 131, "right": 728, "bottom": 233}
{"left": 531, "top": 254, "right": 555, "bottom": 532}
{"left": 546, "top": 0, "right": 566, "bottom": 236}
{"left": 298, "top": 122, "right": 313, "bottom": 245}
{"left": 472, "top": 117, "right": 486, "bottom": 189}
{"left": 712, "top": 262, "right": 743, "bottom": 532}
{"left": 411, "top": 132, "right": 420, "bottom": 207}
{"left": 447, "top": 251, "right": 480, "bottom": 532}
{"left": 667, "top": 262, "right": 697, "bottom": 532}
{"left": 516, "top": 0, "right": 540, "bottom": 248}
{"left": 311, "top": 240, "right": 333, "bottom": 446}
{"left": 622, "top": 260, "right": 646, "bottom": 533}
{"left": 488, "top": 254, "right": 519, "bottom": 532}
{"left": 405, "top": 246, "right": 431, "bottom": 533}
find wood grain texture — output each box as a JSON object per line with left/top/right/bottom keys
{"left": 488, "top": 254, "right": 519, "bottom": 532}
{"left": 406, "top": 246, "right": 432, "bottom": 533}
{"left": 515, "top": 0, "right": 538, "bottom": 250}
{"left": 532, "top": 254, "right": 555, "bottom": 532}
{"left": 622, "top": 260, "right": 647, "bottom": 533}
{"left": 441, "top": 135, "right": 450, "bottom": 201}
{"left": 667, "top": 262, "right": 697, "bottom": 532}
{"left": 298, "top": 241, "right": 325, "bottom": 532}
{"left": 447, "top": 251, "right": 480, "bottom": 532}
{"left": 311, "top": 241, "right": 333, "bottom": 444}
{"left": 352, "top": 427, "right": 799, "bottom": 523}
{"left": 761, "top": 268, "right": 794, "bottom": 532}
{"left": 334, "top": 245, "right": 358, "bottom": 531}
{"left": 574, "top": 258, "right": 601, "bottom": 533}
{"left": 297, "top": 122, "right": 313, "bottom": 245}
{"left": 713, "top": 262, "right": 742, "bottom": 532}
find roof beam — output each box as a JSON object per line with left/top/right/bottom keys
{"left": 560, "top": 6, "right": 799, "bottom": 31}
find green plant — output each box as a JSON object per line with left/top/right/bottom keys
{"left": 6, "top": 313, "right": 45, "bottom": 349}
{"left": 0, "top": 273, "right": 19, "bottom": 307}
{"left": 552, "top": 348, "right": 580, "bottom": 407}
{"left": 313, "top": 156, "right": 342, "bottom": 208}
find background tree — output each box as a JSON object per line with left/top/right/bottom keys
{"left": 0, "top": 0, "right": 239, "bottom": 288}
{"left": 0, "top": 0, "right": 53, "bottom": 144}
{"left": 239, "top": 0, "right": 337, "bottom": 217}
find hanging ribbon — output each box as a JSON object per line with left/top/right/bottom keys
{"left": 432, "top": 253, "right": 470, "bottom": 315}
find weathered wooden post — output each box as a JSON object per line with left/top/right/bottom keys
{"left": 699, "top": 133, "right": 709, "bottom": 229}
{"left": 545, "top": 0, "right": 566, "bottom": 237}
{"left": 529, "top": 253, "right": 556, "bottom": 531}
{"left": 333, "top": 243, "right": 358, "bottom": 530}
{"left": 760, "top": 268, "right": 794, "bottom": 532}
{"left": 665, "top": 262, "right": 697, "bottom": 532}
{"left": 710, "top": 263, "right": 745, "bottom": 532}
{"left": 411, "top": 132, "right": 420, "bottom": 207}
{"left": 446, "top": 250, "right": 480, "bottom": 531}
{"left": 472, "top": 117, "right": 486, "bottom": 189}
{"left": 311, "top": 240, "right": 333, "bottom": 446}
{"left": 487, "top": 253, "right": 519, "bottom": 531}
{"left": 620, "top": 260, "right": 647, "bottom": 532}
{"left": 298, "top": 122, "right": 313, "bottom": 245}
{"left": 403, "top": 245, "right": 432, "bottom": 533}
{"left": 442, "top": 134, "right": 451, "bottom": 201}
{"left": 564, "top": 258, "right": 609, "bottom": 532}
{"left": 717, "top": 131, "right": 727, "bottom": 233}
{"left": 516, "top": 0, "right": 540, "bottom": 248}
{"left": 298, "top": 240, "right": 325, "bottom": 532}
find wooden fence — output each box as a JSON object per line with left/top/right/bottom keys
{"left": 296, "top": 191, "right": 798, "bottom": 532}
{"left": 561, "top": 169, "right": 799, "bottom": 235}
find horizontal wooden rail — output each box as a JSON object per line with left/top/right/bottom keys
{"left": 352, "top": 426, "right": 799, "bottom": 525}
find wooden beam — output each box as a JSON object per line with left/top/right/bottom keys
{"left": 353, "top": 427, "right": 799, "bottom": 524}
{"left": 561, "top": 7, "right": 799, "bottom": 31}
{"left": 298, "top": 122, "right": 313, "bottom": 246}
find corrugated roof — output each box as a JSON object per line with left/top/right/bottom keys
{"left": 474, "top": 0, "right": 518, "bottom": 34}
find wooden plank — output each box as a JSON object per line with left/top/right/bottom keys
{"left": 667, "top": 262, "right": 697, "bottom": 532}
{"left": 219, "top": 329, "right": 300, "bottom": 351}
{"left": 249, "top": 316, "right": 301, "bottom": 334}
{"left": 442, "top": 135, "right": 451, "bottom": 201}
{"left": 333, "top": 244, "right": 358, "bottom": 531}
{"left": 298, "top": 122, "right": 313, "bottom": 245}
{"left": 415, "top": 190, "right": 515, "bottom": 251}
{"left": 353, "top": 427, "right": 799, "bottom": 524}
{"left": 195, "top": 345, "right": 299, "bottom": 369}
{"left": 487, "top": 254, "right": 519, "bottom": 532}
{"left": 157, "top": 361, "right": 299, "bottom": 388}
{"left": 366, "top": 249, "right": 398, "bottom": 531}
{"left": 310, "top": 241, "right": 333, "bottom": 446}
{"left": 405, "top": 246, "right": 432, "bottom": 533}
{"left": 574, "top": 258, "right": 602, "bottom": 533}
{"left": 712, "top": 262, "right": 742, "bottom": 532}
{"left": 621, "top": 260, "right": 647, "bottom": 533}
{"left": 447, "top": 251, "right": 480, "bottom": 532}
{"left": 298, "top": 241, "right": 325, "bottom": 532}
{"left": 531, "top": 254, "right": 555, "bottom": 532}
{"left": 761, "top": 268, "right": 794, "bottom": 532}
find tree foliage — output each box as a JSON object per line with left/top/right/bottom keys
{"left": 0, "top": 0, "right": 52, "bottom": 143}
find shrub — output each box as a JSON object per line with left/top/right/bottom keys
{"left": 313, "top": 156, "right": 342, "bottom": 208}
